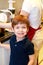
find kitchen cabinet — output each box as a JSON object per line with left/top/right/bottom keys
{"left": 0, "top": 43, "right": 10, "bottom": 65}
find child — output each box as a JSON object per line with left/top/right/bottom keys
{"left": 0, "top": 15, "right": 35, "bottom": 65}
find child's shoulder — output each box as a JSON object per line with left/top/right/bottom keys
{"left": 26, "top": 38, "right": 34, "bottom": 47}
{"left": 10, "top": 34, "right": 16, "bottom": 42}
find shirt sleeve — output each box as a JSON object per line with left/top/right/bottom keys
{"left": 21, "top": 0, "right": 41, "bottom": 29}
{"left": 26, "top": 42, "right": 34, "bottom": 55}
{"left": 10, "top": 35, "right": 16, "bottom": 45}
{"left": 21, "top": 0, "right": 37, "bottom": 13}
{"left": 21, "top": 0, "right": 31, "bottom": 13}
{"left": 21, "top": 0, "right": 41, "bottom": 13}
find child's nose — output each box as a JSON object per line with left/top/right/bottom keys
{"left": 19, "top": 28, "right": 23, "bottom": 31}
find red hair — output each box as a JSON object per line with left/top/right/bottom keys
{"left": 11, "top": 15, "right": 29, "bottom": 29}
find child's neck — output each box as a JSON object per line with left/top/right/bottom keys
{"left": 16, "top": 37, "right": 25, "bottom": 42}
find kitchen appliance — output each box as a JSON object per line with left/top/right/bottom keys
{"left": 0, "top": 10, "right": 14, "bottom": 43}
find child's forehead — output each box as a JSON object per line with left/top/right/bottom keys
{"left": 16, "top": 23, "right": 27, "bottom": 26}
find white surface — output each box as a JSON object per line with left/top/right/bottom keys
{"left": 0, "top": 43, "right": 10, "bottom": 65}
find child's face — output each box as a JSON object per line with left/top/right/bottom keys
{"left": 13, "top": 23, "right": 28, "bottom": 39}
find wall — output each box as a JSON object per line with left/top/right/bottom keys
{"left": 14, "top": 0, "right": 23, "bottom": 14}
{"left": 0, "top": 0, "right": 23, "bottom": 14}
{"left": 0, "top": 0, "right": 8, "bottom": 10}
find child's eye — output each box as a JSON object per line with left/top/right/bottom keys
{"left": 22, "top": 27, "right": 26, "bottom": 28}
{"left": 16, "top": 27, "right": 19, "bottom": 29}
